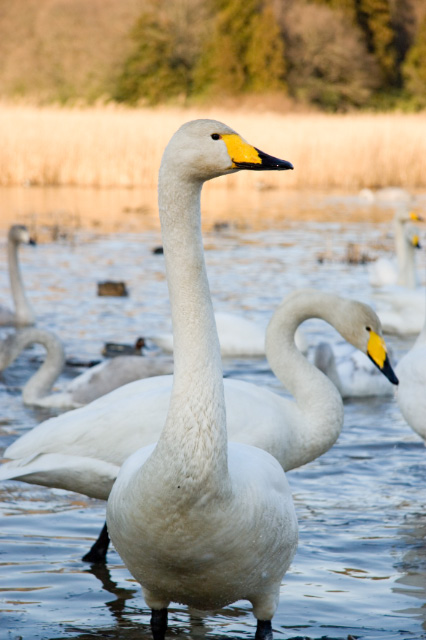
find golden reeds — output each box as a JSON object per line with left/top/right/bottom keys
{"left": 1, "top": 104, "right": 426, "bottom": 190}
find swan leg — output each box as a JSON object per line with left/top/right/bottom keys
{"left": 150, "top": 608, "right": 168, "bottom": 640}
{"left": 255, "top": 619, "right": 273, "bottom": 640}
{"left": 82, "top": 522, "right": 110, "bottom": 563}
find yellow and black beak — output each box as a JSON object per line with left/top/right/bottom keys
{"left": 412, "top": 234, "right": 421, "bottom": 249}
{"left": 367, "top": 331, "right": 398, "bottom": 385}
{"left": 410, "top": 212, "right": 424, "bottom": 222}
{"left": 222, "top": 133, "right": 293, "bottom": 171}
{"left": 234, "top": 147, "right": 294, "bottom": 171}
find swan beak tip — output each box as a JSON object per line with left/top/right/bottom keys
{"left": 382, "top": 355, "right": 399, "bottom": 386}
{"left": 233, "top": 149, "right": 293, "bottom": 171}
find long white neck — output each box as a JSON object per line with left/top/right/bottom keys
{"left": 148, "top": 168, "right": 228, "bottom": 490}
{"left": 0, "top": 328, "right": 65, "bottom": 404}
{"left": 394, "top": 219, "right": 416, "bottom": 289}
{"left": 8, "top": 239, "right": 35, "bottom": 325}
{"left": 266, "top": 290, "right": 344, "bottom": 470}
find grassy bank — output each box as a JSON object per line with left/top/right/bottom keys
{"left": 1, "top": 104, "right": 426, "bottom": 190}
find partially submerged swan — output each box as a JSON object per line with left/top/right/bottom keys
{"left": 395, "top": 297, "right": 426, "bottom": 440}
{"left": 314, "top": 341, "right": 395, "bottom": 398}
{"left": 0, "top": 328, "right": 173, "bottom": 408}
{"left": 375, "top": 288, "right": 426, "bottom": 335}
{"left": 152, "top": 310, "right": 308, "bottom": 357}
{"left": 0, "top": 288, "right": 397, "bottom": 557}
{"left": 369, "top": 214, "right": 422, "bottom": 289}
{"left": 0, "top": 225, "right": 36, "bottom": 326}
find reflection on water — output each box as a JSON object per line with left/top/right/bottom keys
{"left": 1, "top": 188, "right": 426, "bottom": 639}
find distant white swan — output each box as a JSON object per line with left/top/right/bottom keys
{"left": 313, "top": 341, "right": 395, "bottom": 398}
{"left": 152, "top": 310, "right": 308, "bottom": 356}
{"left": 369, "top": 215, "right": 421, "bottom": 289}
{"left": 0, "top": 328, "right": 173, "bottom": 408}
{"left": 375, "top": 288, "right": 426, "bottom": 335}
{"left": 395, "top": 299, "right": 426, "bottom": 440}
{"left": 0, "top": 225, "right": 36, "bottom": 327}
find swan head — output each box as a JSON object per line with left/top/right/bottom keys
{"left": 8, "top": 224, "right": 36, "bottom": 246}
{"left": 339, "top": 300, "right": 398, "bottom": 385}
{"left": 160, "top": 119, "right": 293, "bottom": 183}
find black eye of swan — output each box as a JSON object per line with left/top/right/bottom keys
{"left": 211, "top": 134, "right": 221, "bottom": 140}
{"left": 366, "top": 326, "right": 371, "bottom": 332}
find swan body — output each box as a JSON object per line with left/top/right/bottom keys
{"left": 0, "top": 225, "right": 36, "bottom": 326}
{"left": 152, "top": 310, "right": 308, "bottom": 357}
{"left": 395, "top": 310, "right": 426, "bottom": 439}
{"left": 0, "top": 289, "right": 397, "bottom": 498}
{"left": 314, "top": 341, "right": 394, "bottom": 398}
{"left": 375, "top": 289, "right": 426, "bottom": 335}
{"left": 0, "top": 328, "right": 173, "bottom": 408}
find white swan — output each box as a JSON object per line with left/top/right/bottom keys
{"left": 152, "top": 310, "right": 308, "bottom": 356}
{"left": 0, "top": 285, "right": 397, "bottom": 556}
{"left": 369, "top": 214, "right": 421, "bottom": 289}
{"left": 0, "top": 224, "right": 36, "bottom": 326}
{"left": 395, "top": 299, "right": 426, "bottom": 440}
{"left": 313, "top": 341, "right": 395, "bottom": 398}
{"left": 375, "top": 288, "right": 426, "bottom": 335}
{"left": 105, "top": 121, "right": 302, "bottom": 638}
{"left": 0, "top": 327, "right": 173, "bottom": 408}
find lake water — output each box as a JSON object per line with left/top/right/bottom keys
{"left": 1, "top": 187, "right": 426, "bottom": 640}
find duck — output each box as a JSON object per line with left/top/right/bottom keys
{"left": 369, "top": 213, "right": 422, "bottom": 289}
{"left": 107, "top": 120, "right": 300, "bottom": 639}
{"left": 395, "top": 299, "right": 426, "bottom": 440}
{"left": 0, "top": 224, "right": 36, "bottom": 327}
{"left": 0, "top": 327, "right": 173, "bottom": 408}
{"left": 151, "top": 310, "right": 308, "bottom": 357}
{"left": 313, "top": 341, "right": 395, "bottom": 398}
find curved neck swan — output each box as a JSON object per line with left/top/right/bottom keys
{"left": 266, "top": 289, "right": 398, "bottom": 470}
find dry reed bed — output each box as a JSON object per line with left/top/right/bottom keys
{"left": 1, "top": 104, "right": 426, "bottom": 189}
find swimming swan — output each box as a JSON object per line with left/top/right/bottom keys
{"left": 152, "top": 310, "right": 308, "bottom": 356}
{"left": 0, "top": 282, "right": 397, "bottom": 559}
{"left": 0, "top": 327, "right": 173, "bottom": 408}
{"left": 395, "top": 298, "right": 426, "bottom": 440}
{"left": 313, "top": 341, "right": 395, "bottom": 398}
{"left": 108, "top": 120, "right": 300, "bottom": 639}
{"left": 375, "top": 287, "right": 426, "bottom": 336}
{"left": 0, "top": 225, "right": 36, "bottom": 327}
{"left": 369, "top": 215, "right": 422, "bottom": 289}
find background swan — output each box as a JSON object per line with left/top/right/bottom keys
{"left": 375, "top": 288, "right": 426, "bottom": 335}
{"left": 0, "top": 287, "right": 397, "bottom": 561}
{"left": 313, "top": 341, "right": 395, "bottom": 398}
{"left": 395, "top": 300, "right": 426, "bottom": 440}
{"left": 0, "top": 224, "right": 36, "bottom": 326}
{"left": 152, "top": 310, "right": 308, "bottom": 356}
{"left": 0, "top": 327, "right": 173, "bottom": 408}
{"left": 369, "top": 215, "right": 421, "bottom": 288}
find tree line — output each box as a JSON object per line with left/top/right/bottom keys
{"left": 113, "top": 0, "right": 426, "bottom": 111}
